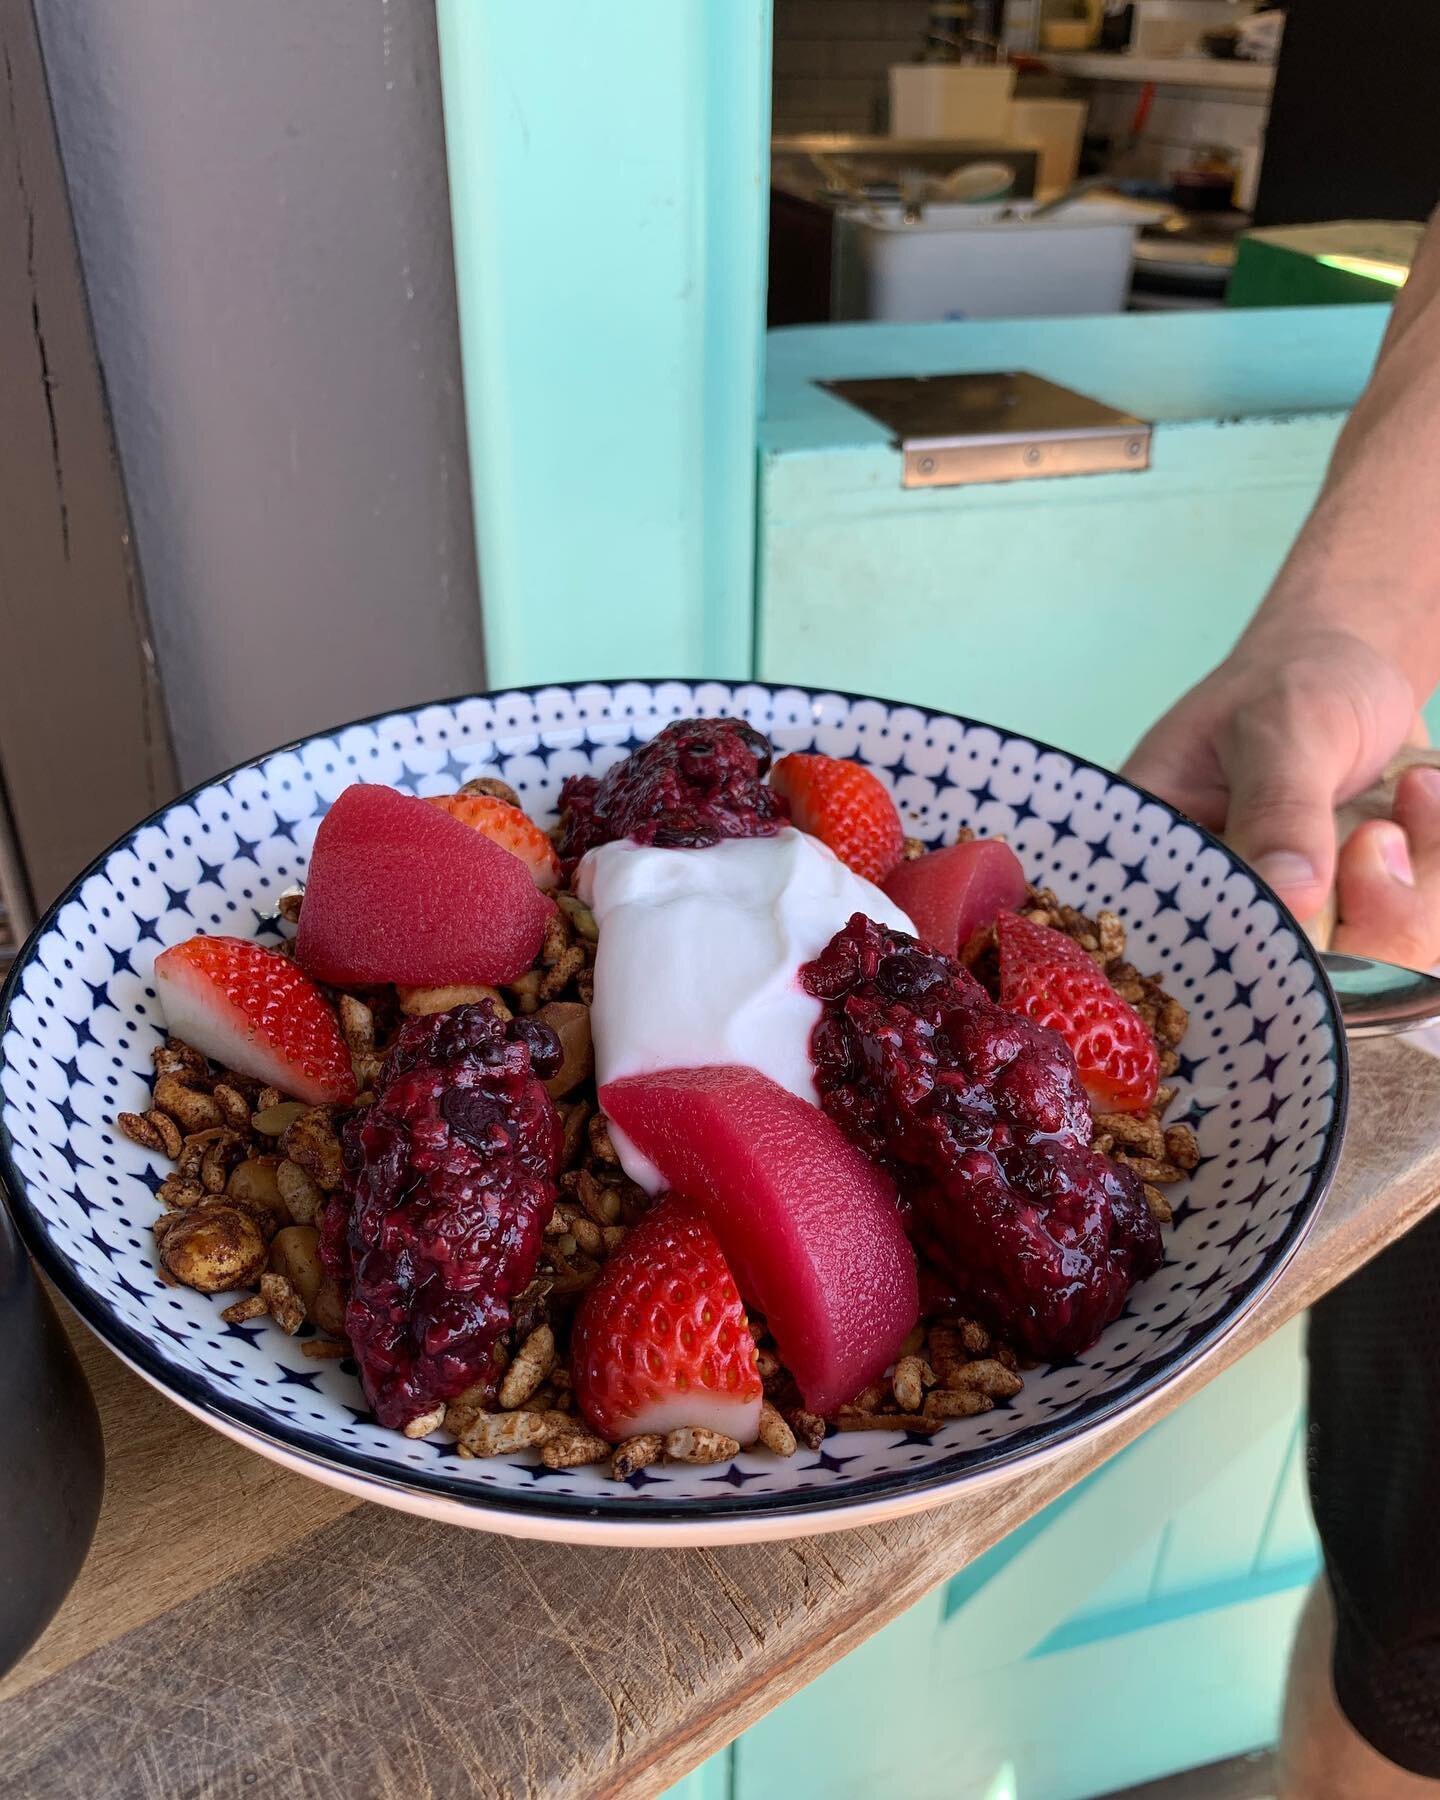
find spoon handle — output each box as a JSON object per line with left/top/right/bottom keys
{"left": 1322, "top": 950, "right": 1440, "bottom": 1041}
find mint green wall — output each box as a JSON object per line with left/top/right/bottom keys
{"left": 436, "top": 0, "right": 772, "bottom": 689}
{"left": 758, "top": 308, "right": 1400, "bottom": 770}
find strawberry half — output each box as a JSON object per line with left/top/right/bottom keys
{"left": 570, "top": 1196, "right": 763, "bottom": 1444}
{"left": 154, "top": 936, "right": 357, "bottom": 1106}
{"left": 427, "top": 792, "right": 561, "bottom": 890}
{"left": 769, "top": 752, "right": 904, "bottom": 884}
{"left": 995, "top": 912, "right": 1159, "bottom": 1115}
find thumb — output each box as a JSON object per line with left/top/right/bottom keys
{"left": 1221, "top": 725, "right": 1345, "bottom": 925}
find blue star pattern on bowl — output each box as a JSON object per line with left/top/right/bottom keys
{"left": 0, "top": 682, "right": 1346, "bottom": 1527}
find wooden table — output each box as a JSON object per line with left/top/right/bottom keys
{"left": 6, "top": 1037, "right": 1440, "bottom": 1800}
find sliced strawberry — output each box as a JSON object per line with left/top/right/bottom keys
{"left": 995, "top": 912, "right": 1159, "bottom": 1115}
{"left": 154, "top": 936, "right": 356, "bottom": 1105}
{"left": 427, "top": 793, "right": 561, "bottom": 891}
{"left": 769, "top": 752, "right": 904, "bottom": 884}
{"left": 570, "top": 1196, "right": 763, "bottom": 1444}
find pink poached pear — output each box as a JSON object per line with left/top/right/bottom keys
{"left": 600, "top": 1065, "right": 919, "bottom": 1416}
{"left": 883, "top": 838, "right": 1028, "bottom": 957}
{"left": 295, "top": 783, "right": 552, "bottom": 989}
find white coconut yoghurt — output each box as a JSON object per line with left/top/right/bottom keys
{"left": 574, "top": 827, "right": 916, "bottom": 1192}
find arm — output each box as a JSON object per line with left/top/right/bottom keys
{"left": 1125, "top": 214, "right": 1440, "bottom": 963}
{"left": 1248, "top": 217, "right": 1440, "bottom": 687}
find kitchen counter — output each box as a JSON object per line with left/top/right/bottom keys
{"left": 4, "top": 1037, "right": 1440, "bottom": 1798}
{"left": 1043, "top": 50, "right": 1275, "bottom": 91}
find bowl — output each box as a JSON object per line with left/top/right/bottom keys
{"left": 0, "top": 682, "right": 1346, "bottom": 1545}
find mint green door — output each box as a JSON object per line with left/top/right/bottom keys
{"left": 729, "top": 1321, "right": 1317, "bottom": 1800}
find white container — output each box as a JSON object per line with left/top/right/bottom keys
{"left": 889, "top": 64, "right": 1018, "bottom": 140}
{"left": 1130, "top": 1, "right": 1250, "bottom": 59}
{"left": 832, "top": 200, "right": 1152, "bottom": 323}
{"left": 1007, "top": 98, "right": 1089, "bottom": 193}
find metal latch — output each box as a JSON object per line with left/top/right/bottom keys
{"left": 819, "top": 371, "right": 1152, "bottom": 489}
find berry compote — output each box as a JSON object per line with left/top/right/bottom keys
{"left": 321, "top": 1001, "right": 564, "bottom": 1431}
{"left": 556, "top": 717, "right": 788, "bottom": 869}
{"left": 802, "top": 915, "right": 1162, "bottom": 1358}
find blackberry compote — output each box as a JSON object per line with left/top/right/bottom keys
{"left": 556, "top": 717, "right": 788, "bottom": 869}
{"left": 321, "top": 1001, "right": 564, "bottom": 1431}
{"left": 802, "top": 914, "right": 1163, "bottom": 1358}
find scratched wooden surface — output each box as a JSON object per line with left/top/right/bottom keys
{"left": 4, "top": 1037, "right": 1440, "bottom": 1799}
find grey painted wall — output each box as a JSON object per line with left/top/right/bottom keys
{"left": 33, "top": 0, "right": 486, "bottom": 786}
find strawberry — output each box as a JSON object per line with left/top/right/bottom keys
{"left": 995, "top": 912, "right": 1159, "bottom": 1115}
{"left": 154, "top": 936, "right": 357, "bottom": 1106}
{"left": 769, "top": 752, "right": 904, "bottom": 884}
{"left": 427, "top": 792, "right": 561, "bottom": 891}
{"left": 570, "top": 1196, "right": 763, "bottom": 1444}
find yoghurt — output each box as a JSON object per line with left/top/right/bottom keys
{"left": 575, "top": 828, "right": 916, "bottom": 1191}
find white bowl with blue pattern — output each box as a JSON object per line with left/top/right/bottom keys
{"left": 0, "top": 683, "right": 1346, "bottom": 1545}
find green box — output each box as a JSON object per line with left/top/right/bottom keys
{"left": 1229, "top": 221, "right": 1423, "bottom": 309}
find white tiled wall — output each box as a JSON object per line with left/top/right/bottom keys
{"left": 773, "top": 0, "right": 932, "bottom": 134}
{"left": 1084, "top": 82, "right": 1268, "bottom": 181}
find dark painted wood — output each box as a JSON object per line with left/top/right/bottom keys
{"left": 1106, "top": 1749, "right": 1275, "bottom": 1799}
{"left": 0, "top": 1189, "right": 103, "bottom": 1678}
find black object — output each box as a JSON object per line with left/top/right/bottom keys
{"left": 1201, "top": 29, "right": 1240, "bottom": 59}
{"left": 0, "top": 1187, "right": 104, "bottom": 1676}
{"left": 1099, "top": 3, "right": 1134, "bottom": 53}
{"left": 769, "top": 187, "right": 839, "bottom": 328}
{"left": 1172, "top": 167, "right": 1238, "bottom": 213}
{"left": 1256, "top": 1, "right": 1440, "bottom": 225}
{"left": 1309, "top": 1206, "right": 1440, "bottom": 1777}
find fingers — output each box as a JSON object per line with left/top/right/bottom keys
{"left": 1221, "top": 718, "right": 1351, "bottom": 925}
{"left": 1121, "top": 717, "right": 1229, "bottom": 830}
{"left": 1332, "top": 767, "right": 1440, "bottom": 967}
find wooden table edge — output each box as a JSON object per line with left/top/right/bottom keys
{"left": 6, "top": 1040, "right": 1440, "bottom": 1800}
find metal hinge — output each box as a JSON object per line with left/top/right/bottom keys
{"left": 820, "top": 371, "right": 1153, "bottom": 489}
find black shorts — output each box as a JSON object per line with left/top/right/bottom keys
{"left": 1309, "top": 1203, "right": 1440, "bottom": 1777}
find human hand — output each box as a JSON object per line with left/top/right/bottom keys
{"left": 1123, "top": 627, "right": 1440, "bottom": 967}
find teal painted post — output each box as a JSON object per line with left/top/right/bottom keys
{"left": 662, "top": 1749, "right": 734, "bottom": 1800}
{"left": 435, "top": 0, "right": 773, "bottom": 690}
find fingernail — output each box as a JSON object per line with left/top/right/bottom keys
{"left": 1253, "top": 852, "right": 1317, "bottom": 894}
{"left": 1414, "top": 767, "right": 1440, "bottom": 805}
{"left": 1376, "top": 823, "right": 1415, "bottom": 886}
